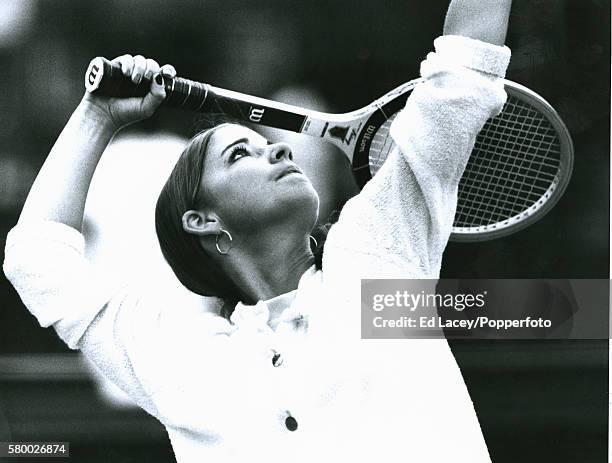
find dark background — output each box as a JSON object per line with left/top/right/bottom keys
{"left": 0, "top": 0, "right": 608, "bottom": 462}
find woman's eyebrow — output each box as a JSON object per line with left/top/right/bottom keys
{"left": 221, "top": 138, "right": 249, "bottom": 157}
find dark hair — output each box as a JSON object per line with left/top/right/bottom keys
{"left": 155, "top": 122, "right": 337, "bottom": 314}
{"left": 311, "top": 209, "right": 340, "bottom": 270}
{"left": 155, "top": 124, "right": 248, "bottom": 308}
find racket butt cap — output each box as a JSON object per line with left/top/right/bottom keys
{"left": 85, "top": 57, "right": 106, "bottom": 93}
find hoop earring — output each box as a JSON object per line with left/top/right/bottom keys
{"left": 309, "top": 234, "right": 318, "bottom": 250}
{"left": 215, "top": 229, "right": 233, "bottom": 255}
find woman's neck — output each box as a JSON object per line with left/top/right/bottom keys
{"left": 220, "top": 229, "right": 315, "bottom": 303}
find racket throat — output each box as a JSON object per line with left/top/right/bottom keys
{"left": 300, "top": 118, "right": 362, "bottom": 162}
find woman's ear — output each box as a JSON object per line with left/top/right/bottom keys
{"left": 182, "top": 210, "right": 222, "bottom": 236}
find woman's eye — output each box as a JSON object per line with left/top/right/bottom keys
{"left": 229, "top": 146, "right": 249, "bottom": 162}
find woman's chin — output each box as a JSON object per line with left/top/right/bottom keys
{"left": 276, "top": 187, "right": 320, "bottom": 227}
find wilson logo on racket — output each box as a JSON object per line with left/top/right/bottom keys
{"left": 359, "top": 125, "right": 377, "bottom": 153}
{"left": 84, "top": 57, "right": 105, "bottom": 92}
{"left": 249, "top": 107, "right": 265, "bottom": 122}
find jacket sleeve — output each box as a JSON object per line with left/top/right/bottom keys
{"left": 323, "top": 35, "right": 511, "bottom": 279}
{"left": 3, "top": 220, "right": 231, "bottom": 421}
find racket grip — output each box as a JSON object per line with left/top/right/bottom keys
{"left": 85, "top": 57, "right": 150, "bottom": 98}
{"left": 84, "top": 56, "right": 210, "bottom": 110}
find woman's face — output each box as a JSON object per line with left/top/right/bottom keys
{"left": 197, "top": 124, "right": 320, "bottom": 234}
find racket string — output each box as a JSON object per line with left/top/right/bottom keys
{"left": 457, "top": 109, "right": 520, "bottom": 226}
{"left": 368, "top": 116, "right": 397, "bottom": 176}
{"left": 505, "top": 131, "right": 557, "bottom": 218}
{"left": 455, "top": 96, "right": 561, "bottom": 228}
{"left": 466, "top": 111, "right": 549, "bottom": 225}
{"left": 496, "top": 104, "right": 559, "bottom": 219}
{"left": 517, "top": 111, "right": 560, "bottom": 212}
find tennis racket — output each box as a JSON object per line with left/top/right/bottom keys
{"left": 85, "top": 57, "right": 573, "bottom": 242}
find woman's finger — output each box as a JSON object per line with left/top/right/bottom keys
{"left": 143, "top": 58, "right": 160, "bottom": 81}
{"left": 160, "top": 64, "right": 177, "bottom": 79}
{"left": 112, "top": 54, "right": 134, "bottom": 78}
{"left": 132, "top": 55, "right": 147, "bottom": 84}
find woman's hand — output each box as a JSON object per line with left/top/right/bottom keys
{"left": 81, "top": 54, "right": 177, "bottom": 132}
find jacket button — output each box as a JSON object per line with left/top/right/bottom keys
{"left": 285, "top": 415, "right": 298, "bottom": 431}
{"left": 272, "top": 352, "right": 283, "bottom": 367}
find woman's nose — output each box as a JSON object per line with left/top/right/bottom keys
{"left": 268, "top": 142, "right": 293, "bottom": 163}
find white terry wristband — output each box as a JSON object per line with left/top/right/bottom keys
{"left": 433, "top": 35, "right": 511, "bottom": 78}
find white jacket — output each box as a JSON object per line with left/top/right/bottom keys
{"left": 4, "top": 35, "right": 510, "bottom": 463}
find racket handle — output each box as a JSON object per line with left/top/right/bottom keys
{"left": 84, "top": 56, "right": 210, "bottom": 111}
{"left": 83, "top": 56, "right": 310, "bottom": 130}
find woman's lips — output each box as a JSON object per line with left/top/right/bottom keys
{"left": 275, "top": 165, "right": 303, "bottom": 180}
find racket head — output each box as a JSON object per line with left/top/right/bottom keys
{"left": 450, "top": 80, "right": 574, "bottom": 242}
{"left": 349, "top": 80, "right": 573, "bottom": 242}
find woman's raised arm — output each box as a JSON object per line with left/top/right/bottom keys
{"left": 18, "top": 55, "right": 172, "bottom": 229}
{"left": 322, "top": 0, "right": 513, "bottom": 280}
{"left": 3, "top": 56, "right": 187, "bottom": 411}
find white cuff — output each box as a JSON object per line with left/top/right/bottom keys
{"left": 433, "top": 35, "right": 511, "bottom": 78}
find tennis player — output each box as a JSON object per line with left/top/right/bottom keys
{"left": 4, "top": 0, "right": 512, "bottom": 461}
